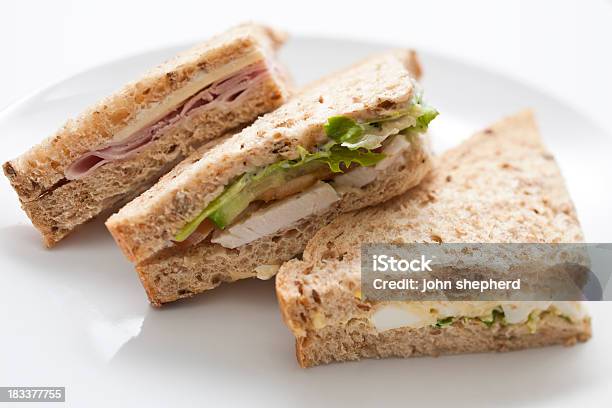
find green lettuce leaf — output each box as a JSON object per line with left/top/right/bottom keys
{"left": 410, "top": 104, "right": 438, "bottom": 133}
{"left": 325, "top": 105, "right": 438, "bottom": 151}
{"left": 174, "top": 145, "right": 385, "bottom": 239}
{"left": 339, "top": 133, "right": 390, "bottom": 151}
{"left": 480, "top": 308, "right": 505, "bottom": 327}
{"left": 298, "top": 145, "right": 385, "bottom": 173}
{"left": 435, "top": 317, "right": 454, "bottom": 328}
{"left": 176, "top": 97, "right": 438, "bottom": 242}
{"left": 323, "top": 116, "right": 365, "bottom": 144}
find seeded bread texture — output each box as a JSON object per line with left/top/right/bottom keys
{"left": 22, "top": 77, "right": 285, "bottom": 246}
{"left": 275, "top": 110, "right": 591, "bottom": 367}
{"left": 106, "top": 50, "right": 423, "bottom": 263}
{"left": 4, "top": 23, "right": 285, "bottom": 201}
{"left": 135, "top": 133, "right": 431, "bottom": 305}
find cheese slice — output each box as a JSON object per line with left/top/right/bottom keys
{"left": 110, "top": 51, "right": 266, "bottom": 144}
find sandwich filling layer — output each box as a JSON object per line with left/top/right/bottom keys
{"left": 65, "top": 54, "right": 273, "bottom": 181}
{"left": 174, "top": 90, "right": 438, "bottom": 248}
{"left": 369, "top": 301, "right": 587, "bottom": 333}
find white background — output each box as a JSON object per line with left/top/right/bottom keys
{"left": 1, "top": 0, "right": 612, "bottom": 135}
{"left": 1, "top": 1, "right": 611, "bottom": 407}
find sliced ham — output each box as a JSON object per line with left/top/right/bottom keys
{"left": 65, "top": 61, "right": 270, "bottom": 180}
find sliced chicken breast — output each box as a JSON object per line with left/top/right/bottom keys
{"left": 211, "top": 181, "right": 340, "bottom": 249}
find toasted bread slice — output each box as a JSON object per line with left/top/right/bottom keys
{"left": 4, "top": 23, "right": 290, "bottom": 246}
{"left": 276, "top": 110, "right": 591, "bottom": 367}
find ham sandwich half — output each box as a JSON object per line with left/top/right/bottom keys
{"left": 3, "top": 23, "right": 291, "bottom": 246}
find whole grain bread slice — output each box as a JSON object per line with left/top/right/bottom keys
{"left": 275, "top": 110, "right": 591, "bottom": 367}
{"left": 106, "top": 50, "right": 424, "bottom": 263}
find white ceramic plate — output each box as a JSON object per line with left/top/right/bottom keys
{"left": 1, "top": 37, "right": 610, "bottom": 407}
